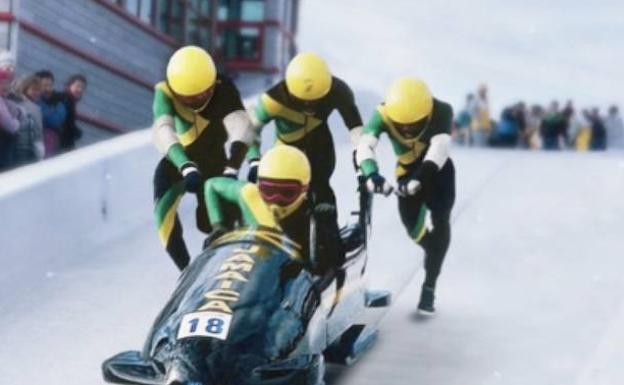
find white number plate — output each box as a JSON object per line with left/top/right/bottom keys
{"left": 177, "top": 312, "right": 232, "bottom": 341}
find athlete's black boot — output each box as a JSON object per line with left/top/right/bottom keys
{"left": 417, "top": 284, "right": 436, "bottom": 315}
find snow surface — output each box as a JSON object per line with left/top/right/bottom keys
{"left": 1, "top": 147, "right": 624, "bottom": 385}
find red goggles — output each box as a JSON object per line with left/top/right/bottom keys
{"left": 258, "top": 178, "right": 307, "bottom": 206}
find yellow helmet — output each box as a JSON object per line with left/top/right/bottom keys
{"left": 385, "top": 77, "right": 433, "bottom": 124}
{"left": 259, "top": 145, "right": 311, "bottom": 185}
{"left": 285, "top": 52, "right": 332, "bottom": 101}
{"left": 258, "top": 145, "right": 311, "bottom": 219}
{"left": 166, "top": 46, "right": 216, "bottom": 96}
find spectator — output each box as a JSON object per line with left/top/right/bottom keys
{"left": 561, "top": 100, "right": 574, "bottom": 146}
{"left": 58, "top": 74, "right": 86, "bottom": 151}
{"left": 469, "top": 84, "right": 492, "bottom": 146}
{"left": 0, "top": 50, "right": 15, "bottom": 73}
{"left": 605, "top": 105, "right": 623, "bottom": 149}
{"left": 567, "top": 107, "right": 590, "bottom": 151}
{"left": 587, "top": 108, "right": 607, "bottom": 150}
{"left": 525, "top": 104, "right": 544, "bottom": 149}
{"left": 0, "top": 52, "right": 20, "bottom": 171}
{"left": 8, "top": 75, "right": 45, "bottom": 165}
{"left": 541, "top": 101, "right": 567, "bottom": 150}
{"left": 454, "top": 93, "right": 473, "bottom": 145}
{"left": 36, "top": 70, "right": 66, "bottom": 157}
{"left": 491, "top": 102, "right": 526, "bottom": 148}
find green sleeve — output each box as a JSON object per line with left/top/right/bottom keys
{"left": 360, "top": 159, "right": 378, "bottom": 176}
{"left": 364, "top": 109, "right": 386, "bottom": 138}
{"left": 245, "top": 95, "right": 273, "bottom": 160}
{"left": 153, "top": 88, "right": 174, "bottom": 118}
{"left": 204, "top": 177, "right": 246, "bottom": 226}
{"left": 360, "top": 109, "right": 386, "bottom": 176}
{"left": 246, "top": 141, "right": 261, "bottom": 160}
{"left": 153, "top": 88, "right": 191, "bottom": 169}
{"left": 255, "top": 95, "right": 273, "bottom": 124}
{"left": 166, "top": 143, "right": 191, "bottom": 170}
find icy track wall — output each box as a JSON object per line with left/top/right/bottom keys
{"left": 0, "top": 131, "right": 157, "bottom": 279}
{"left": 0, "top": 97, "right": 380, "bottom": 284}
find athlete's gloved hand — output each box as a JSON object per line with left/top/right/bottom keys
{"left": 400, "top": 161, "right": 439, "bottom": 198}
{"left": 203, "top": 223, "right": 228, "bottom": 249}
{"left": 180, "top": 162, "right": 202, "bottom": 193}
{"left": 366, "top": 172, "right": 393, "bottom": 196}
{"left": 356, "top": 173, "right": 368, "bottom": 186}
{"left": 222, "top": 166, "right": 239, "bottom": 180}
{"left": 352, "top": 150, "right": 368, "bottom": 185}
{"left": 314, "top": 203, "right": 338, "bottom": 219}
{"left": 247, "top": 158, "right": 260, "bottom": 183}
{"left": 397, "top": 177, "right": 422, "bottom": 197}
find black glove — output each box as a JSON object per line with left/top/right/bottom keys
{"left": 180, "top": 162, "right": 203, "bottom": 193}
{"left": 203, "top": 224, "right": 227, "bottom": 249}
{"left": 314, "top": 202, "right": 338, "bottom": 219}
{"left": 408, "top": 160, "right": 439, "bottom": 198}
{"left": 365, "top": 172, "right": 393, "bottom": 196}
{"left": 397, "top": 160, "right": 438, "bottom": 198}
{"left": 222, "top": 166, "right": 239, "bottom": 180}
{"left": 397, "top": 177, "right": 421, "bottom": 197}
{"left": 352, "top": 150, "right": 368, "bottom": 185}
{"left": 247, "top": 158, "right": 260, "bottom": 183}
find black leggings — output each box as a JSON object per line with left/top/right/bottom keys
{"left": 153, "top": 159, "right": 219, "bottom": 271}
{"left": 398, "top": 159, "right": 455, "bottom": 289}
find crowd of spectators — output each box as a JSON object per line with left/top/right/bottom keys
{"left": 0, "top": 50, "right": 87, "bottom": 172}
{"left": 453, "top": 84, "right": 624, "bottom": 151}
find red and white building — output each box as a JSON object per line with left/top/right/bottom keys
{"left": 0, "top": 0, "right": 299, "bottom": 144}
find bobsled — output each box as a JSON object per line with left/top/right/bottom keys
{"left": 102, "top": 187, "right": 390, "bottom": 385}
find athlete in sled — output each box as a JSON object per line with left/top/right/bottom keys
{"left": 102, "top": 146, "right": 390, "bottom": 385}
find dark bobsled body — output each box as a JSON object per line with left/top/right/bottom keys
{"left": 103, "top": 189, "right": 390, "bottom": 385}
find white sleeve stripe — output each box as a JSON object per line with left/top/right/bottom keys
{"left": 152, "top": 115, "right": 178, "bottom": 155}
{"left": 248, "top": 106, "right": 263, "bottom": 149}
{"left": 356, "top": 133, "right": 379, "bottom": 166}
{"left": 223, "top": 110, "right": 254, "bottom": 145}
{"left": 249, "top": 106, "right": 264, "bottom": 130}
{"left": 181, "top": 165, "right": 198, "bottom": 177}
{"left": 424, "top": 133, "right": 451, "bottom": 168}
{"left": 349, "top": 126, "right": 363, "bottom": 148}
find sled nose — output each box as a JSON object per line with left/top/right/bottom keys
{"left": 365, "top": 289, "right": 392, "bottom": 308}
{"left": 166, "top": 359, "right": 204, "bottom": 385}
{"left": 102, "top": 350, "right": 166, "bottom": 384}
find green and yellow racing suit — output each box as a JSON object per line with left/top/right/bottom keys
{"left": 248, "top": 77, "right": 363, "bottom": 206}
{"left": 152, "top": 75, "right": 254, "bottom": 270}
{"left": 357, "top": 98, "right": 456, "bottom": 289}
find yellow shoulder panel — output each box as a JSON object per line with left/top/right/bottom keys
{"left": 377, "top": 105, "right": 393, "bottom": 127}
{"left": 155, "top": 82, "right": 209, "bottom": 144}
{"left": 155, "top": 81, "right": 172, "bottom": 96}
{"left": 261, "top": 94, "right": 305, "bottom": 125}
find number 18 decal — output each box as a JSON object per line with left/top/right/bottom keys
{"left": 177, "top": 312, "right": 232, "bottom": 341}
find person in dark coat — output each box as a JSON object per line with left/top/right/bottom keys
{"left": 36, "top": 70, "right": 66, "bottom": 157}
{"left": 58, "top": 74, "right": 86, "bottom": 151}
{"left": 541, "top": 101, "right": 567, "bottom": 150}
{"left": 586, "top": 108, "right": 607, "bottom": 150}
